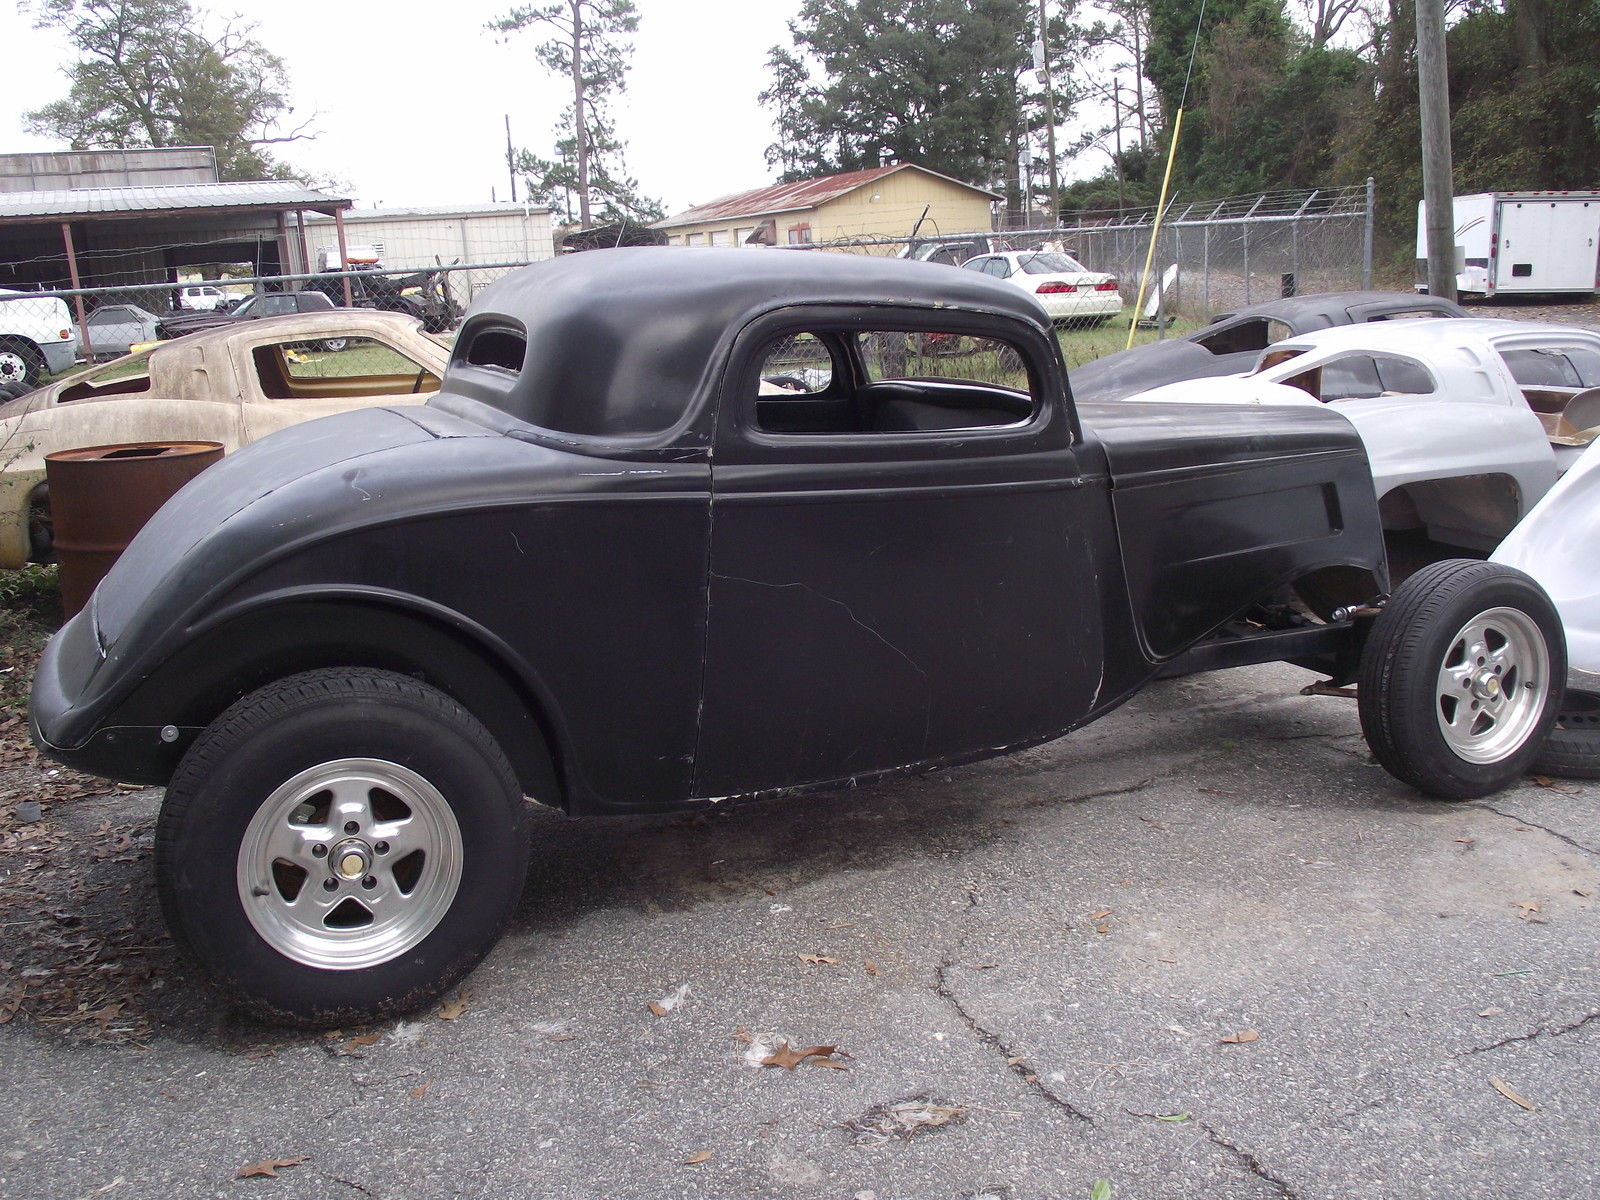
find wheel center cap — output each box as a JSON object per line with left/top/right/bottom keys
{"left": 332, "top": 839, "right": 371, "bottom": 879}
{"left": 1472, "top": 671, "right": 1502, "bottom": 701}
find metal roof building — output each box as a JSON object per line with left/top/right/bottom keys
{"left": 0, "top": 174, "right": 353, "bottom": 296}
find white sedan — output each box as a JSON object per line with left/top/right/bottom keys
{"left": 959, "top": 250, "right": 1123, "bottom": 326}
{"left": 1127, "top": 318, "right": 1600, "bottom": 550}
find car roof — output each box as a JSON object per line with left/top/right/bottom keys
{"left": 442, "top": 247, "right": 1053, "bottom": 440}
{"left": 1213, "top": 290, "right": 1468, "bottom": 325}
{"left": 1267, "top": 317, "right": 1600, "bottom": 355}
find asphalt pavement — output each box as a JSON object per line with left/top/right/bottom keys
{"left": 2, "top": 660, "right": 1596, "bottom": 1200}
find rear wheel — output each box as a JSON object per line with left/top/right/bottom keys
{"left": 1358, "top": 560, "right": 1564, "bottom": 799}
{"left": 157, "top": 668, "right": 530, "bottom": 1025}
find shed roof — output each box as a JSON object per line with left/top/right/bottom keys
{"left": 304, "top": 203, "right": 551, "bottom": 223}
{"left": 653, "top": 163, "right": 1001, "bottom": 230}
{"left": 0, "top": 179, "right": 350, "bottom": 225}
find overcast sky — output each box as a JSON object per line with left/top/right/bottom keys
{"left": 0, "top": 0, "right": 818, "bottom": 215}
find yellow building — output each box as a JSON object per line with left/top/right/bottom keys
{"left": 653, "top": 163, "right": 999, "bottom": 250}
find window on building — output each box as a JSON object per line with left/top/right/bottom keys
{"left": 787, "top": 224, "right": 813, "bottom": 245}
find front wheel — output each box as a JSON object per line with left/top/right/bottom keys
{"left": 1358, "top": 560, "right": 1565, "bottom": 799}
{"left": 156, "top": 668, "right": 531, "bottom": 1024}
{"left": 0, "top": 338, "right": 44, "bottom": 390}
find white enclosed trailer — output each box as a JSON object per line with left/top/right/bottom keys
{"left": 1415, "top": 191, "right": 1599, "bottom": 297}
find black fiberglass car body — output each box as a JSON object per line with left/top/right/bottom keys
{"left": 1071, "top": 290, "right": 1471, "bottom": 403}
{"left": 30, "top": 249, "right": 1565, "bottom": 1023}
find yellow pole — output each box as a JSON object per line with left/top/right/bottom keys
{"left": 1126, "top": 107, "right": 1185, "bottom": 350}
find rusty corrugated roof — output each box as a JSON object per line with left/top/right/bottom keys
{"left": 653, "top": 163, "right": 1000, "bottom": 229}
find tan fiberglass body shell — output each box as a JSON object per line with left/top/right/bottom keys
{"left": 0, "top": 310, "right": 448, "bottom": 568}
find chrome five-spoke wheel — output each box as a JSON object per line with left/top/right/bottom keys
{"left": 1433, "top": 607, "right": 1550, "bottom": 765}
{"left": 237, "top": 758, "right": 464, "bottom": 969}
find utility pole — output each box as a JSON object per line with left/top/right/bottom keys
{"left": 1035, "top": 0, "right": 1060, "bottom": 227}
{"left": 569, "top": 0, "right": 591, "bottom": 228}
{"left": 504, "top": 114, "right": 517, "bottom": 204}
{"left": 1416, "top": 0, "right": 1457, "bottom": 302}
{"left": 1112, "top": 79, "right": 1125, "bottom": 214}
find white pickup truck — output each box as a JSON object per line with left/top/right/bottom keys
{"left": 0, "top": 289, "right": 80, "bottom": 392}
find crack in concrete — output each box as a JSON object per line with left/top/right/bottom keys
{"left": 1479, "top": 802, "right": 1600, "bottom": 858}
{"left": 1199, "top": 1122, "right": 1300, "bottom": 1198}
{"left": 1457, "top": 1010, "right": 1600, "bottom": 1057}
{"left": 931, "top": 958, "right": 1093, "bottom": 1125}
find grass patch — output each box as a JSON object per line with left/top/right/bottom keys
{"left": 1055, "top": 306, "right": 1201, "bottom": 369}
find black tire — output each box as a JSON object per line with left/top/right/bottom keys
{"left": 156, "top": 668, "right": 531, "bottom": 1025}
{"left": 1358, "top": 559, "right": 1565, "bottom": 799}
{"left": 25, "top": 485, "right": 52, "bottom": 563}
{"left": 1531, "top": 690, "right": 1600, "bottom": 780}
{"left": 317, "top": 337, "right": 350, "bottom": 353}
{"left": 0, "top": 338, "right": 45, "bottom": 390}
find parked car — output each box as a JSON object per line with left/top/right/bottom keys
{"left": 0, "top": 309, "right": 447, "bottom": 568}
{"left": 1072, "top": 290, "right": 1470, "bottom": 402}
{"left": 1127, "top": 318, "right": 1600, "bottom": 550}
{"left": 177, "top": 284, "right": 229, "bottom": 311}
{"left": 960, "top": 249, "right": 1122, "bottom": 326}
{"left": 30, "top": 248, "right": 1567, "bottom": 1024}
{"left": 156, "top": 289, "right": 338, "bottom": 340}
{"left": 0, "top": 287, "right": 79, "bottom": 388}
{"left": 83, "top": 302, "right": 162, "bottom": 360}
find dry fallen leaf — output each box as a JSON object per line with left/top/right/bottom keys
{"left": 682, "top": 1150, "right": 711, "bottom": 1165}
{"left": 1478, "top": 1007, "right": 1503, "bottom": 1018}
{"left": 1006, "top": 1056, "right": 1027, "bottom": 1067}
{"left": 436, "top": 991, "right": 472, "bottom": 1021}
{"left": 761, "top": 1041, "right": 840, "bottom": 1070}
{"left": 732, "top": 1026, "right": 752, "bottom": 1045}
{"left": 1491, "top": 1076, "right": 1537, "bottom": 1111}
{"left": 648, "top": 1002, "right": 668, "bottom": 1017}
{"left": 1574, "top": 888, "right": 1594, "bottom": 898}
{"left": 346, "top": 1032, "right": 382, "bottom": 1048}
{"left": 864, "top": 960, "right": 881, "bottom": 977}
{"left": 1455, "top": 837, "right": 1475, "bottom": 846}
{"left": 1513, "top": 901, "right": 1547, "bottom": 923}
{"left": 1532, "top": 775, "right": 1581, "bottom": 794}
{"left": 1220, "top": 1030, "right": 1260, "bottom": 1044}
{"left": 408, "top": 1082, "right": 431, "bottom": 1099}
{"left": 236, "top": 1156, "right": 308, "bottom": 1179}
{"left": 1089, "top": 909, "right": 1113, "bottom": 921}
{"left": 1095, "top": 922, "right": 1111, "bottom": 935}
{"left": 798, "top": 954, "right": 838, "bottom": 966}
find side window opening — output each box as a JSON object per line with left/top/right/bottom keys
{"left": 465, "top": 328, "right": 526, "bottom": 373}
{"left": 252, "top": 338, "right": 439, "bottom": 400}
{"left": 1196, "top": 318, "right": 1288, "bottom": 357}
{"left": 753, "top": 327, "right": 1036, "bottom": 436}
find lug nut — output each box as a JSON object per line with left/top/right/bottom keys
{"left": 311, "top": 844, "right": 328, "bottom": 858}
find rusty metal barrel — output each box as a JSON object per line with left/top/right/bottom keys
{"left": 45, "top": 441, "right": 224, "bottom": 618}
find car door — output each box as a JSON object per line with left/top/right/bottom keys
{"left": 693, "top": 306, "right": 1111, "bottom": 798}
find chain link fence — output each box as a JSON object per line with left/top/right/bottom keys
{"left": 798, "top": 183, "right": 1378, "bottom": 325}
{"left": 0, "top": 261, "right": 540, "bottom": 393}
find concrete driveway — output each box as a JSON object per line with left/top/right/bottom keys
{"left": 2, "top": 660, "right": 1595, "bottom": 1200}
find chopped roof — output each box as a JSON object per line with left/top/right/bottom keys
{"left": 653, "top": 163, "right": 1001, "bottom": 229}
{"left": 0, "top": 180, "right": 350, "bottom": 224}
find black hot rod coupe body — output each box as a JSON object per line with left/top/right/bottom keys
{"left": 30, "top": 249, "right": 1565, "bottom": 1022}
